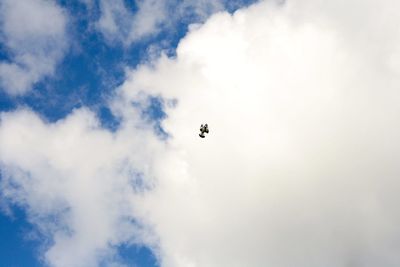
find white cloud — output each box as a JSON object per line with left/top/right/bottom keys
{"left": 2, "top": 0, "right": 400, "bottom": 267}
{"left": 0, "top": 108, "right": 161, "bottom": 267}
{"left": 96, "top": 0, "right": 167, "bottom": 45}
{"left": 0, "top": 0, "right": 69, "bottom": 95}
{"left": 129, "top": 0, "right": 167, "bottom": 43}
{"left": 96, "top": 0, "right": 132, "bottom": 43}
{"left": 113, "top": 1, "right": 400, "bottom": 266}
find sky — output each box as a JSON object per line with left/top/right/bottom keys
{"left": 1, "top": 0, "right": 400, "bottom": 267}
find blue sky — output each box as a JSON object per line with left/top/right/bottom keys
{"left": 0, "top": 1, "right": 256, "bottom": 266}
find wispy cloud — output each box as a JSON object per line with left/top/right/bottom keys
{"left": 96, "top": 0, "right": 133, "bottom": 44}
{"left": 95, "top": 0, "right": 226, "bottom": 45}
{"left": 0, "top": 0, "right": 69, "bottom": 95}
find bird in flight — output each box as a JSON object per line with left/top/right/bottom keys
{"left": 199, "top": 124, "right": 209, "bottom": 138}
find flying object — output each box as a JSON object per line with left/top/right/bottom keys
{"left": 199, "top": 124, "right": 209, "bottom": 138}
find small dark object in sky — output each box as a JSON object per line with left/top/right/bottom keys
{"left": 199, "top": 124, "right": 209, "bottom": 138}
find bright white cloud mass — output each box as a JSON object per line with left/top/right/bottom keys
{"left": 2, "top": 0, "right": 400, "bottom": 266}
{"left": 0, "top": 0, "right": 68, "bottom": 95}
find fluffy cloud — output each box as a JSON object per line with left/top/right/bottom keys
{"left": 0, "top": 108, "right": 161, "bottom": 267}
{"left": 113, "top": 0, "right": 400, "bottom": 266}
{"left": 0, "top": 0, "right": 69, "bottom": 95}
{"left": 2, "top": 0, "right": 400, "bottom": 267}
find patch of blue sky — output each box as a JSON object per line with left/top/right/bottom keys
{"left": 111, "top": 244, "right": 159, "bottom": 267}
{"left": 224, "top": 0, "right": 260, "bottom": 12}
{"left": 138, "top": 96, "right": 169, "bottom": 139}
{"left": 0, "top": 206, "right": 43, "bottom": 267}
{"left": 0, "top": 43, "right": 16, "bottom": 111}
{"left": 0, "top": 41, "right": 10, "bottom": 61}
